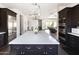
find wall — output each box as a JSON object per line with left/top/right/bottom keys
{"left": 0, "top": 4, "right": 5, "bottom": 8}
{"left": 42, "top": 18, "right": 58, "bottom": 40}
{"left": 23, "top": 15, "right": 28, "bottom": 32}
{"left": 42, "top": 18, "right": 58, "bottom": 29}
{"left": 20, "top": 14, "right": 29, "bottom": 33}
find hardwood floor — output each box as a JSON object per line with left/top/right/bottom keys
{"left": 0, "top": 45, "right": 10, "bottom": 55}
{"left": 58, "top": 45, "right": 68, "bottom": 55}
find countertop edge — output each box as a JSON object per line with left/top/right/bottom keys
{"left": 68, "top": 32, "right": 79, "bottom": 37}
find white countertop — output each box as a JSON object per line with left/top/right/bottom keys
{"left": 9, "top": 31, "right": 59, "bottom": 44}
{"left": 68, "top": 32, "right": 79, "bottom": 37}
{"left": 0, "top": 32, "right": 6, "bottom": 34}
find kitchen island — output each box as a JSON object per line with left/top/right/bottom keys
{"left": 9, "top": 31, "right": 59, "bottom": 55}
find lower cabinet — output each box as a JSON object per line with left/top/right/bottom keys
{"left": 67, "top": 34, "right": 79, "bottom": 48}
{"left": 0, "top": 33, "right": 6, "bottom": 48}
{"left": 10, "top": 44, "right": 58, "bottom": 55}
{"left": 65, "top": 34, "right": 79, "bottom": 54}
{"left": 0, "top": 35, "right": 4, "bottom": 47}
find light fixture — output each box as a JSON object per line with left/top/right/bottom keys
{"left": 31, "top": 3, "right": 40, "bottom": 20}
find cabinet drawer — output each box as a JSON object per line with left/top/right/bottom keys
{"left": 35, "top": 45, "right": 45, "bottom": 50}
{"left": 10, "top": 45, "right": 23, "bottom": 51}
{"left": 22, "top": 45, "right": 45, "bottom": 55}
{"left": 10, "top": 45, "right": 23, "bottom": 49}
{"left": 23, "top": 45, "right": 45, "bottom": 51}
{"left": 46, "top": 45, "right": 58, "bottom": 55}
{"left": 34, "top": 45, "right": 45, "bottom": 55}
{"left": 10, "top": 45, "right": 23, "bottom": 55}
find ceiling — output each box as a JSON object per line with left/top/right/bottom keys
{"left": 1, "top": 3, "right": 78, "bottom": 19}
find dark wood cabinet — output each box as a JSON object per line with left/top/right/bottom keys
{"left": 58, "top": 7, "right": 73, "bottom": 46}
{"left": 71, "top": 5, "right": 79, "bottom": 27}
{"left": 0, "top": 8, "right": 16, "bottom": 47}
{"left": 58, "top": 4, "right": 79, "bottom": 45}
{"left": 66, "top": 34, "right": 79, "bottom": 54}
{"left": 58, "top": 7, "right": 73, "bottom": 34}
{"left": 67, "top": 34, "right": 79, "bottom": 48}
{"left": 58, "top": 4, "right": 79, "bottom": 54}
{"left": 0, "top": 33, "right": 6, "bottom": 48}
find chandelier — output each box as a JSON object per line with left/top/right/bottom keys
{"left": 31, "top": 3, "right": 40, "bottom": 20}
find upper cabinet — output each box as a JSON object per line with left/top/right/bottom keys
{"left": 59, "top": 8, "right": 72, "bottom": 23}
{"left": 58, "top": 4, "right": 79, "bottom": 34}
{"left": 58, "top": 4, "right": 79, "bottom": 47}
{"left": 58, "top": 7, "right": 72, "bottom": 34}
{"left": 71, "top": 5, "right": 79, "bottom": 27}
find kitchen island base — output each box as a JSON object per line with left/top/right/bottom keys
{"left": 9, "top": 44, "right": 58, "bottom": 55}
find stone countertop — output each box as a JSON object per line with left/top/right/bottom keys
{"left": 0, "top": 32, "right": 6, "bottom": 34}
{"left": 9, "top": 31, "right": 59, "bottom": 44}
{"left": 68, "top": 32, "right": 79, "bottom": 37}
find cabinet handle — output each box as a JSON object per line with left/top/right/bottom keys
{"left": 16, "top": 47, "right": 19, "bottom": 49}
{"left": 27, "top": 47, "right": 31, "bottom": 49}
{"left": 21, "top": 51, "right": 23, "bottom": 54}
{"left": 44, "top": 52, "right": 46, "bottom": 54}
{"left": 22, "top": 52, "right": 25, "bottom": 55}
{"left": 46, "top": 52, "right": 47, "bottom": 54}
{"left": 49, "top": 48, "right": 53, "bottom": 49}
{"left": 37, "top": 47, "right": 41, "bottom": 49}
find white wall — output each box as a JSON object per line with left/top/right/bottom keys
{"left": 0, "top": 4, "right": 5, "bottom": 8}
{"left": 42, "top": 18, "right": 58, "bottom": 29}
{"left": 22, "top": 15, "right": 28, "bottom": 32}
{"left": 42, "top": 18, "right": 58, "bottom": 40}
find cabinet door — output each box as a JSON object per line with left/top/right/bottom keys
{"left": 34, "top": 45, "right": 45, "bottom": 55}
{"left": 69, "top": 35, "right": 79, "bottom": 48}
{"left": 46, "top": 45, "right": 58, "bottom": 55}
{"left": 23, "top": 45, "right": 45, "bottom": 55}
{"left": 0, "top": 34, "right": 4, "bottom": 48}
{"left": 72, "top": 5, "right": 79, "bottom": 27}
{"left": 23, "top": 45, "right": 35, "bottom": 55}
{"left": 10, "top": 45, "right": 23, "bottom": 55}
